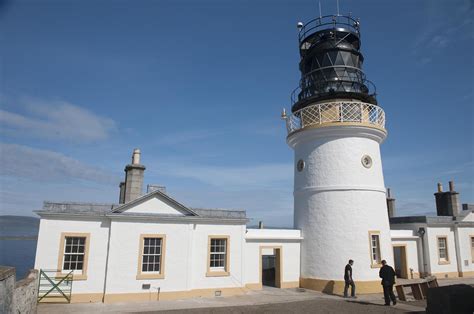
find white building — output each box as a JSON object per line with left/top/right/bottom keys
{"left": 34, "top": 13, "right": 474, "bottom": 303}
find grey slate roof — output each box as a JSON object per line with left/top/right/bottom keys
{"left": 36, "top": 199, "right": 246, "bottom": 220}
{"left": 38, "top": 201, "right": 119, "bottom": 216}
{"left": 191, "top": 208, "right": 246, "bottom": 219}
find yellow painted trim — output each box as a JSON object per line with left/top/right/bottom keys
{"left": 436, "top": 235, "right": 450, "bottom": 264}
{"left": 300, "top": 277, "right": 382, "bottom": 294}
{"left": 136, "top": 234, "right": 166, "bottom": 280}
{"left": 368, "top": 230, "right": 382, "bottom": 268}
{"left": 103, "top": 287, "right": 246, "bottom": 303}
{"left": 259, "top": 245, "right": 283, "bottom": 288}
{"left": 56, "top": 232, "right": 90, "bottom": 281}
{"left": 459, "top": 271, "right": 474, "bottom": 277}
{"left": 280, "top": 281, "right": 300, "bottom": 289}
{"left": 245, "top": 283, "right": 263, "bottom": 290}
{"left": 206, "top": 235, "right": 230, "bottom": 277}
{"left": 431, "top": 271, "right": 459, "bottom": 278}
{"left": 70, "top": 293, "right": 104, "bottom": 303}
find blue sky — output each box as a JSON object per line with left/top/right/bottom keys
{"left": 0, "top": 0, "right": 472, "bottom": 226}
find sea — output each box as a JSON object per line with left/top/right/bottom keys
{"left": 0, "top": 216, "right": 39, "bottom": 279}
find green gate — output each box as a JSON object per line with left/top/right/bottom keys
{"left": 37, "top": 269, "right": 73, "bottom": 303}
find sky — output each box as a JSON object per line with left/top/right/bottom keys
{"left": 0, "top": 0, "right": 472, "bottom": 227}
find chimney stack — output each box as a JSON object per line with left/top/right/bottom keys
{"left": 386, "top": 188, "right": 395, "bottom": 218}
{"left": 434, "top": 181, "right": 460, "bottom": 216}
{"left": 119, "top": 182, "right": 126, "bottom": 204}
{"left": 122, "top": 148, "right": 146, "bottom": 203}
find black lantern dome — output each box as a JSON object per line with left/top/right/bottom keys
{"left": 291, "top": 14, "right": 377, "bottom": 113}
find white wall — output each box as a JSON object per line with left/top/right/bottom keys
{"left": 104, "top": 220, "right": 246, "bottom": 294}
{"left": 34, "top": 217, "right": 110, "bottom": 294}
{"left": 456, "top": 226, "right": 474, "bottom": 275}
{"left": 125, "top": 196, "right": 184, "bottom": 215}
{"left": 426, "top": 226, "right": 458, "bottom": 276}
{"left": 391, "top": 231, "right": 420, "bottom": 278}
{"left": 289, "top": 125, "right": 393, "bottom": 282}
{"left": 244, "top": 236, "right": 300, "bottom": 285}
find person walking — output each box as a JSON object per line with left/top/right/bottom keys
{"left": 379, "top": 260, "right": 397, "bottom": 306}
{"left": 343, "top": 259, "right": 356, "bottom": 298}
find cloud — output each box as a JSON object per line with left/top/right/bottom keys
{"left": 0, "top": 98, "right": 117, "bottom": 142}
{"left": 0, "top": 143, "right": 119, "bottom": 184}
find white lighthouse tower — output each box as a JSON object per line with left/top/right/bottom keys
{"left": 283, "top": 14, "right": 393, "bottom": 294}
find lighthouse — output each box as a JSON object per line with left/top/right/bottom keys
{"left": 283, "top": 14, "right": 393, "bottom": 294}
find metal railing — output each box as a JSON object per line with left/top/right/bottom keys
{"left": 285, "top": 101, "right": 385, "bottom": 134}
{"left": 298, "top": 14, "right": 360, "bottom": 45}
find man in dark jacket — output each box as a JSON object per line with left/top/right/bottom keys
{"left": 379, "top": 260, "right": 397, "bottom": 305}
{"left": 343, "top": 259, "right": 355, "bottom": 298}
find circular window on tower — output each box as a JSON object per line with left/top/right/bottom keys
{"left": 361, "top": 155, "right": 373, "bottom": 168}
{"left": 297, "top": 159, "right": 305, "bottom": 172}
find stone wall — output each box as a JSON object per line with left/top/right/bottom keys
{"left": 13, "top": 270, "right": 38, "bottom": 314}
{"left": 0, "top": 266, "right": 15, "bottom": 314}
{"left": 0, "top": 266, "right": 38, "bottom": 314}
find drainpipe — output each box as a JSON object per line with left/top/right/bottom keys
{"left": 101, "top": 219, "right": 113, "bottom": 303}
{"left": 453, "top": 223, "right": 463, "bottom": 277}
{"left": 417, "top": 227, "right": 427, "bottom": 278}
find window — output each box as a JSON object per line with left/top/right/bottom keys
{"left": 207, "top": 236, "right": 230, "bottom": 277}
{"left": 437, "top": 236, "right": 449, "bottom": 264}
{"left": 471, "top": 236, "right": 474, "bottom": 262}
{"left": 136, "top": 234, "right": 166, "bottom": 279}
{"left": 57, "top": 233, "right": 90, "bottom": 280}
{"left": 63, "top": 237, "right": 86, "bottom": 271}
{"left": 369, "top": 231, "right": 382, "bottom": 267}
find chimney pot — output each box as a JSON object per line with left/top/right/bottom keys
{"left": 387, "top": 188, "right": 391, "bottom": 198}
{"left": 449, "top": 181, "right": 454, "bottom": 192}
{"left": 258, "top": 221, "right": 264, "bottom": 229}
{"left": 132, "top": 148, "right": 141, "bottom": 165}
{"left": 437, "top": 182, "right": 443, "bottom": 193}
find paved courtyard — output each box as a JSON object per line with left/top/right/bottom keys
{"left": 37, "top": 278, "right": 474, "bottom": 314}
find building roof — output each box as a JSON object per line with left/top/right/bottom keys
{"left": 36, "top": 190, "right": 247, "bottom": 222}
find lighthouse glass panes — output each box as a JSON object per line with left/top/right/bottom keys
{"left": 63, "top": 237, "right": 86, "bottom": 271}
{"left": 142, "top": 237, "right": 163, "bottom": 272}
{"left": 210, "top": 238, "right": 227, "bottom": 271}
{"left": 437, "top": 237, "right": 449, "bottom": 263}
{"left": 370, "top": 233, "right": 381, "bottom": 265}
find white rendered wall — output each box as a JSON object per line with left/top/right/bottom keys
{"left": 104, "top": 220, "right": 245, "bottom": 294}
{"left": 244, "top": 229, "right": 301, "bottom": 285}
{"left": 288, "top": 125, "right": 393, "bottom": 282}
{"left": 125, "top": 197, "right": 184, "bottom": 215}
{"left": 456, "top": 226, "right": 474, "bottom": 275}
{"left": 189, "top": 223, "right": 245, "bottom": 290}
{"left": 34, "top": 217, "right": 110, "bottom": 294}
{"left": 425, "top": 227, "right": 458, "bottom": 276}
{"left": 391, "top": 231, "right": 420, "bottom": 278}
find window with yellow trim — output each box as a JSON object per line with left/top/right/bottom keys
{"left": 369, "top": 232, "right": 381, "bottom": 265}
{"left": 437, "top": 236, "right": 449, "bottom": 263}
{"left": 471, "top": 236, "right": 474, "bottom": 262}
{"left": 206, "top": 236, "right": 230, "bottom": 277}
{"left": 57, "top": 232, "right": 90, "bottom": 280}
{"left": 136, "top": 234, "right": 166, "bottom": 279}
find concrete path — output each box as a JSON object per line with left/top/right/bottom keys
{"left": 38, "top": 287, "right": 425, "bottom": 314}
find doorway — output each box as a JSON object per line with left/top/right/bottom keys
{"left": 260, "top": 247, "right": 281, "bottom": 288}
{"left": 393, "top": 245, "right": 408, "bottom": 279}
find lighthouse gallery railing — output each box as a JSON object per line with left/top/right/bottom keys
{"left": 285, "top": 101, "right": 385, "bottom": 134}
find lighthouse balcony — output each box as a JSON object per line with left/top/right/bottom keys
{"left": 285, "top": 101, "right": 385, "bottom": 135}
